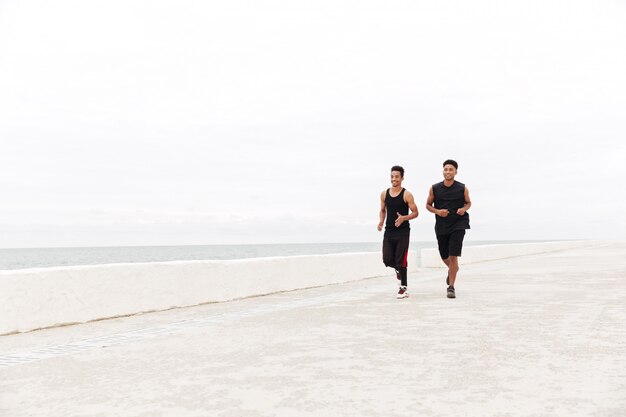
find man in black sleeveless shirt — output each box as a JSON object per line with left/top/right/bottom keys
{"left": 378, "top": 165, "right": 419, "bottom": 299}
{"left": 426, "top": 159, "right": 471, "bottom": 299}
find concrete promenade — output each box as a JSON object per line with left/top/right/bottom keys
{"left": 1, "top": 242, "right": 625, "bottom": 416}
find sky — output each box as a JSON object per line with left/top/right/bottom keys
{"left": 0, "top": 0, "right": 625, "bottom": 248}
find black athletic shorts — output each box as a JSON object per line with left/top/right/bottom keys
{"left": 382, "top": 232, "right": 410, "bottom": 269}
{"left": 437, "top": 229, "right": 466, "bottom": 259}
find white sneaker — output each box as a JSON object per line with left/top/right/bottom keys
{"left": 397, "top": 286, "right": 409, "bottom": 299}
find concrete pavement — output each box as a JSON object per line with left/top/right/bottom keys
{"left": 1, "top": 242, "right": 625, "bottom": 416}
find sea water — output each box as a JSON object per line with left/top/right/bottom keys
{"left": 0, "top": 240, "right": 542, "bottom": 271}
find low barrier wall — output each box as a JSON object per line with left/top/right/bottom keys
{"left": 420, "top": 240, "right": 598, "bottom": 267}
{"left": 0, "top": 251, "right": 415, "bottom": 335}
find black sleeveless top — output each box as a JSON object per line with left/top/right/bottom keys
{"left": 432, "top": 181, "right": 470, "bottom": 235}
{"left": 385, "top": 188, "right": 410, "bottom": 235}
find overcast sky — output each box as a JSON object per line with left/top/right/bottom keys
{"left": 0, "top": 0, "right": 625, "bottom": 248}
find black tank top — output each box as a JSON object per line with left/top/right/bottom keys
{"left": 385, "top": 188, "right": 410, "bottom": 234}
{"left": 432, "top": 181, "right": 470, "bottom": 235}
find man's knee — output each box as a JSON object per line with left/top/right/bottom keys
{"left": 448, "top": 256, "right": 460, "bottom": 271}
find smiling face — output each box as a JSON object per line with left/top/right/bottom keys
{"left": 443, "top": 164, "right": 457, "bottom": 181}
{"left": 390, "top": 170, "right": 403, "bottom": 187}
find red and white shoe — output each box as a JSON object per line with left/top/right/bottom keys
{"left": 396, "top": 286, "right": 409, "bottom": 299}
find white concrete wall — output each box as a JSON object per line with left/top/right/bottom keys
{"left": 0, "top": 251, "right": 415, "bottom": 335}
{"left": 420, "top": 240, "right": 599, "bottom": 267}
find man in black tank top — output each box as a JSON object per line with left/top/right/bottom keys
{"left": 378, "top": 165, "right": 419, "bottom": 299}
{"left": 426, "top": 159, "right": 472, "bottom": 299}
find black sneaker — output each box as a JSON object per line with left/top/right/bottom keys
{"left": 447, "top": 286, "right": 456, "bottom": 299}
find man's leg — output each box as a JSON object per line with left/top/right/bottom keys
{"left": 383, "top": 235, "right": 402, "bottom": 282}
{"left": 437, "top": 234, "right": 451, "bottom": 283}
{"left": 394, "top": 233, "right": 410, "bottom": 288}
{"left": 447, "top": 230, "right": 466, "bottom": 290}
{"left": 447, "top": 256, "right": 459, "bottom": 287}
{"left": 382, "top": 235, "right": 395, "bottom": 269}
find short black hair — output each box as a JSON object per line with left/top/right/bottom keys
{"left": 443, "top": 159, "right": 458, "bottom": 169}
{"left": 391, "top": 165, "right": 404, "bottom": 177}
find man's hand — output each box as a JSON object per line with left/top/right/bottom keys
{"left": 377, "top": 221, "right": 383, "bottom": 231}
{"left": 437, "top": 209, "right": 449, "bottom": 217}
{"left": 394, "top": 212, "right": 405, "bottom": 227}
{"left": 456, "top": 208, "right": 466, "bottom": 216}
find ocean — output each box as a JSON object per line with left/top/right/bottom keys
{"left": 0, "top": 240, "right": 545, "bottom": 271}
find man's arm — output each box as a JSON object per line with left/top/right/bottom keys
{"left": 456, "top": 186, "right": 472, "bottom": 216}
{"left": 377, "top": 191, "right": 386, "bottom": 231}
{"left": 426, "top": 186, "right": 449, "bottom": 217}
{"left": 395, "top": 190, "right": 419, "bottom": 227}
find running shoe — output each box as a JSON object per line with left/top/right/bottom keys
{"left": 447, "top": 286, "right": 456, "bottom": 299}
{"left": 395, "top": 269, "right": 400, "bottom": 280}
{"left": 397, "top": 286, "right": 409, "bottom": 299}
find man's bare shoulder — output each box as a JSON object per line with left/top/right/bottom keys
{"left": 403, "top": 189, "right": 415, "bottom": 200}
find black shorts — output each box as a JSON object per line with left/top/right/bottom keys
{"left": 437, "top": 229, "right": 466, "bottom": 259}
{"left": 382, "top": 232, "right": 410, "bottom": 269}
